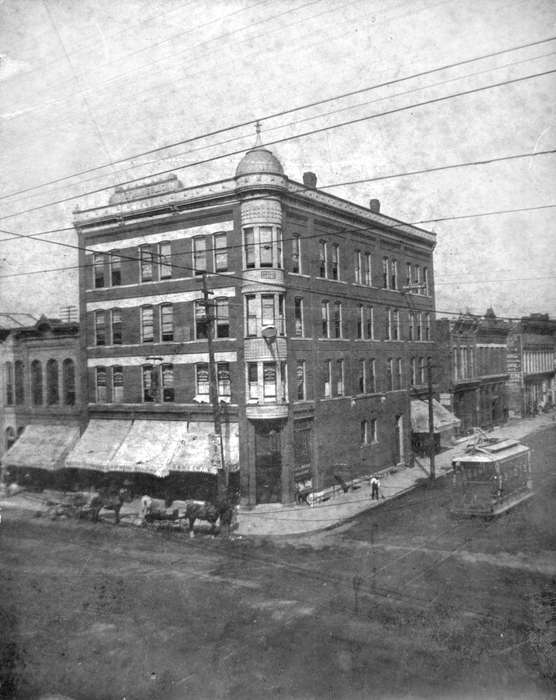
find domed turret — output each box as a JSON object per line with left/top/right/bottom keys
{"left": 235, "top": 122, "right": 283, "bottom": 177}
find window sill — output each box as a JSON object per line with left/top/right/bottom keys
{"left": 289, "top": 272, "right": 311, "bottom": 278}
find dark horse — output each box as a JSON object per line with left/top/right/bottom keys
{"left": 184, "top": 499, "right": 235, "bottom": 538}
{"left": 88, "top": 487, "right": 132, "bottom": 524}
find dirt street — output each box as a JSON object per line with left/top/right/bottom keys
{"left": 1, "top": 425, "right": 555, "bottom": 700}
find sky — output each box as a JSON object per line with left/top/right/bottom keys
{"left": 0, "top": 0, "right": 555, "bottom": 322}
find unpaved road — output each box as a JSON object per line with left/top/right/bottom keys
{"left": 1, "top": 426, "right": 555, "bottom": 700}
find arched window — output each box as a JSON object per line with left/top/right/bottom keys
{"left": 31, "top": 360, "right": 43, "bottom": 405}
{"left": 46, "top": 359, "right": 59, "bottom": 405}
{"left": 5, "top": 426, "right": 16, "bottom": 450}
{"left": 63, "top": 359, "right": 75, "bottom": 405}
{"left": 14, "top": 360, "right": 25, "bottom": 405}
{"left": 4, "top": 362, "right": 13, "bottom": 405}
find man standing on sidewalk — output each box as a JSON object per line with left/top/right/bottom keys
{"left": 370, "top": 476, "right": 380, "bottom": 501}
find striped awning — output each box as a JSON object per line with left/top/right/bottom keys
{"left": 3, "top": 423, "right": 80, "bottom": 471}
{"left": 411, "top": 399, "right": 461, "bottom": 433}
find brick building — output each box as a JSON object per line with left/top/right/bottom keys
{"left": 507, "top": 313, "right": 556, "bottom": 416}
{"left": 69, "top": 139, "right": 437, "bottom": 505}
{"left": 436, "top": 308, "right": 510, "bottom": 433}
{"left": 1, "top": 316, "right": 83, "bottom": 478}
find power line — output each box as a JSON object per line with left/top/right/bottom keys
{"left": 2, "top": 33, "right": 554, "bottom": 204}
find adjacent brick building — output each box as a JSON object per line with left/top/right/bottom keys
{"left": 70, "top": 138, "right": 437, "bottom": 505}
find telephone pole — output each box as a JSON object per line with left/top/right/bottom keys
{"left": 201, "top": 274, "right": 228, "bottom": 496}
{"left": 427, "top": 356, "right": 436, "bottom": 482}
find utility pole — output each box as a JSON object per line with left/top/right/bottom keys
{"left": 427, "top": 355, "right": 436, "bottom": 483}
{"left": 201, "top": 274, "right": 228, "bottom": 496}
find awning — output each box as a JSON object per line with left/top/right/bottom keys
{"left": 3, "top": 423, "right": 80, "bottom": 471}
{"left": 109, "top": 419, "right": 184, "bottom": 478}
{"left": 169, "top": 422, "right": 240, "bottom": 475}
{"left": 411, "top": 399, "right": 461, "bottom": 433}
{"left": 65, "top": 419, "right": 131, "bottom": 470}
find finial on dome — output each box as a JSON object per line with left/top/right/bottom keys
{"left": 255, "top": 120, "right": 262, "bottom": 147}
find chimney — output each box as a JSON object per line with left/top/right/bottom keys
{"left": 303, "top": 171, "right": 317, "bottom": 188}
{"left": 369, "top": 198, "right": 380, "bottom": 213}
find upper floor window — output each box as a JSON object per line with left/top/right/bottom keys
{"left": 63, "top": 359, "right": 75, "bottom": 406}
{"left": 367, "top": 306, "right": 375, "bottom": 340}
{"left": 246, "top": 295, "right": 257, "bottom": 337}
{"left": 410, "top": 357, "right": 417, "bottom": 386}
{"left": 406, "top": 262, "right": 412, "bottom": 290}
{"left": 382, "top": 257, "right": 389, "bottom": 289}
{"left": 424, "top": 313, "right": 431, "bottom": 341}
{"left": 321, "top": 301, "right": 330, "bottom": 338}
{"left": 296, "top": 360, "right": 306, "bottom": 400}
{"left": 386, "top": 358, "right": 394, "bottom": 392}
{"left": 195, "top": 301, "right": 208, "bottom": 340}
{"left": 110, "top": 253, "right": 121, "bottom": 286}
{"left": 354, "top": 251, "right": 362, "bottom": 284}
{"left": 364, "top": 253, "right": 372, "bottom": 286}
{"left": 112, "top": 365, "right": 123, "bottom": 402}
{"left": 336, "top": 359, "right": 344, "bottom": 396}
{"left": 322, "top": 360, "right": 331, "bottom": 397}
{"left": 95, "top": 310, "right": 105, "bottom": 346}
{"left": 243, "top": 226, "right": 282, "bottom": 269}
{"left": 142, "top": 365, "right": 155, "bottom": 402}
{"left": 217, "top": 362, "right": 231, "bottom": 398}
{"left": 319, "top": 240, "right": 327, "bottom": 277}
{"left": 215, "top": 299, "right": 230, "bottom": 338}
{"left": 14, "top": 360, "right": 25, "bottom": 406}
{"left": 259, "top": 226, "right": 273, "bottom": 267}
{"left": 4, "top": 362, "right": 14, "bottom": 406}
{"left": 111, "top": 309, "right": 122, "bottom": 345}
{"left": 141, "top": 306, "right": 154, "bottom": 343}
{"left": 423, "top": 267, "right": 429, "bottom": 296}
{"left": 162, "top": 363, "right": 175, "bottom": 402}
{"left": 419, "top": 357, "right": 426, "bottom": 384}
{"left": 159, "top": 242, "right": 172, "bottom": 279}
{"left": 391, "top": 309, "right": 400, "bottom": 340}
{"left": 31, "top": 360, "right": 42, "bottom": 406}
{"left": 361, "top": 420, "right": 368, "bottom": 445}
{"left": 333, "top": 301, "right": 342, "bottom": 338}
{"left": 244, "top": 228, "right": 256, "bottom": 269}
{"left": 357, "top": 305, "right": 364, "bottom": 339}
{"left": 193, "top": 237, "right": 207, "bottom": 275}
{"left": 416, "top": 312, "right": 422, "bottom": 341}
{"left": 396, "top": 358, "right": 403, "bottom": 390}
{"left": 94, "top": 253, "right": 104, "bottom": 288}
{"left": 96, "top": 367, "right": 107, "bottom": 403}
{"left": 292, "top": 235, "right": 301, "bottom": 274}
{"left": 46, "top": 359, "right": 59, "bottom": 405}
{"left": 391, "top": 259, "right": 398, "bottom": 290}
{"left": 196, "top": 363, "right": 210, "bottom": 398}
{"left": 330, "top": 244, "right": 340, "bottom": 280}
{"left": 294, "top": 297, "right": 304, "bottom": 337}
{"left": 263, "top": 362, "right": 277, "bottom": 400}
{"left": 409, "top": 312, "right": 415, "bottom": 341}
{"left": 248, "top": 363, "right": 258, "bottom": 400}
{"left": 368, "top": 358, "right": 376, "bottom": 393}
{"left": 413, "top": 264, "right": 421, "bottom": 290}
{"left": 160, "top": 304, "right": 173, "bottom": 342}
{"left": 140, "top": 246, "right": 154, "bottom": 282}
{"left": 213, "top": 233, "right": 228, "bottom": 273}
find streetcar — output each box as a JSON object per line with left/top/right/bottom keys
{"left": 450, "top": 438, "right": 533, "bottom": 517}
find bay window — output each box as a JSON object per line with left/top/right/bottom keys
{"left": 243, "top": 226, "right": 282, "bottom": 269}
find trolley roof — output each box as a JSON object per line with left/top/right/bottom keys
{"left": 452, "top": 439, "right": 530, "bottom": 464}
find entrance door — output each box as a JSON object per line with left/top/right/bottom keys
{"left": 255, "top": 421, "right": 282, "bottom": 504}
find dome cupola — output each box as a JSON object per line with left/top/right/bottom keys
{"left": 235, "top": 122, "right": 284, "bottom": 177}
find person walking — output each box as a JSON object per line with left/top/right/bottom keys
{"left": 370, "top": 476, "right": 380, "bottom": 501}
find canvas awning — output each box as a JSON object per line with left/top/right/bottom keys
{"left": 411, "top": 399, "right": 461, "bottom": 434}
{"left": 109, "top": 419, "right": 185, "bottom": 477}
{"left": 3, "top": 423, "right": 80, "bottom": 471}
{"left": 169, "top": 422, "right": 240, "bottom": 475}
{"left": 65, "top": 419, "right": 132, "bottom": 471}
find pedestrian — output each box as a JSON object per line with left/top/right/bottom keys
{"left": 370, "top": 476, "right": 380, "bottom": 501}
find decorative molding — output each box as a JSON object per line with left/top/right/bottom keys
{"left": 87, "top": 351, "right": 237, "bottom": 367}
{"left": 86, "top": 286, "right": 236, "bottom": 311}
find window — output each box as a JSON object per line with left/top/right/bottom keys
{"left": 63, "top": 359, "right": 75, "bottom": 406}
{"left": 330, "top": 244, "right": 339, "bottom": 280}
{"left": 193, "top": 237, "right": 207, "bottom": 275}
{"left": 111, "top": 309, "right": 122, "bottom": 345}
{"left": 263, "top": 362, "right": 277, "bottom": 399}
{"left": 46, "top": 359, "right": 58, "bottom": 405}
{"left": 333, "top": 302, "right": 342, "bottom": 338}
{"left": 140, "top": 246, "right": 153, "bottom": 282}
{"left": 94, "top": 253, "right": 104, "bottom": 288}
{"left": 368, "top": 359, "right": 376, "bottom": 393}
{"left": 248, "top": 363, "right": 258, "bottom": 400}
{"left": 391, "top": 259, "right": 398, "bottom": 290}
{"left": 397, "top": 358, "right": 403, "bottom": 390}
{"left": 292, "top": 235, "right": 301, "bottom": 273}
{"left": 4, "top": 362, "right": 13, "bottom": 406}
{"left": 409, "top": 312, "right": 415, "bottom": 340}
{"left": 321, "top": 301, "right": 329, "bottom": 337}
{"left": 336, "top": 359, "right": 344, "bottom": 396}
{"left": 261, "top": 294, "right": 275, "bottom": 327}
{"left": 358, "top": 359, "right": 366, "bottom": 393}
{"left": 385, "top": 308, "right": 391, "bottom": 340}
{"left": 424, "top": 313, "right": 431, "bottom": 341}
{"left": 244, "top": 228, "right": 256, "bottom": 268}
{"left": 419, "top": 357, "right": 426, "bottom": 384}
{"left": 96, "top": 367, "right": 107, "bottom": 402}
{"left": 246, "top": 295, "right": 257, "bottom": 337}
{"left": 382, "top": 257, "right": 389, "bottom": 289}
{"left": 160, "top": 304, "right": 173, "bottom": 342}
{"left": 296, "top": 361, "right": 305, "bottom": 400}
{"left": 294, "top": 297, "right": 304, "bottom": 337}
{"left": 159, "top": 242, "right": 172, "bottom": 279}
{"left": 357, "top": 305, "right": 363, "bottom": 339}
{"left": 361, "top": 420, "right": 368, "bottom": 445}
{"left": 413, "top": 264, "right": 421, "bottom": 290}
{"left": 31, "top": 360, "right": 43, "bottom": 406}
{"left": 277, "top": 295, "right": 285, "bottom": 335}
{"left": 367, "top": 306, "right": 374, "bottom": 340}
{"left": 386, "top": 358, "right": 393, "bottom": 392}
{"left": 195, "top": 301, "right": 208, "bottom": 340}
{"left": 213, "top": 233, "right": 228, "bottom": 272}
{"left": 423, "top": 267, "right": 429, "bottom": 296}
{"left": 354, "top": 251, "right": 362, "bottom": 283}
{"left": 322, "top": 360, "right": 331, "bottom": 397}
{"left": 196, "top": 363, "right": 210, "bottom": 397}
{"left": 410, "top": 357, "right": 417, "bottom": 386}
{"left": 370, "top": 418, "right": 377, "bottom": 443}
{"left": 95, "top": 311, "right": 105, "bottom": 346}
{"left": 406, "top": 262, "right": 412, "bottom": 290}
{"left": 162, "top": 364, "right": 175, "bottom": 402}
{"left": 259, "top": 226, "right": 273, "bottom": 267}
{"left": 319, "top": 241, "right": 327, "bottom": 277}
{"left": 218, "top": 362, "right": 231, "bottom": 398}
{"left": 110, "top": 253, "right": 121, "bottom": 286}
{"left": 215, "top": 300, "right": 230, "bottom": 338}
{"left": 391, "top": 309, "right": 399, "bottom": 340}
{"left": 141, "top": 306, "right": 154, "bottom": 343}
{"left": 142, "top": 365, "right": 155, "bottom": 402}
{"left": 112, "top": 365, "right": 123, "bottom": 403}
{"left": 364, "top": 253, "right": 372, "bottom": 286}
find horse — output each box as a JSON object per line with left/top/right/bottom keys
{"left": 184, "top": 499, "right": 235, "bottom": 539}
{"left": 88, "top": 487, "right": 132, "bottom": 524}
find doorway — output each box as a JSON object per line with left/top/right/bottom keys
{"left": 255, "top": 420, "right": 282, "bottom": 504}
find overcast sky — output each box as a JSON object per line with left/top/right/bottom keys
{"left": 0, "top": 0, "right": 554, "bottom": 322}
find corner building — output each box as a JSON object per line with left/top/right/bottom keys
{"left": 74, "top": 142, "right": 436, "bottom": 505}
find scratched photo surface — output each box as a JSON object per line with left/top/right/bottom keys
{"left": 0, "top": 1, "right": 555, "bottom": 699}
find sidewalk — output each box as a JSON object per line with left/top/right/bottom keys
{"left": 235, "top": 411, "right": 556, "bottom": 537}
